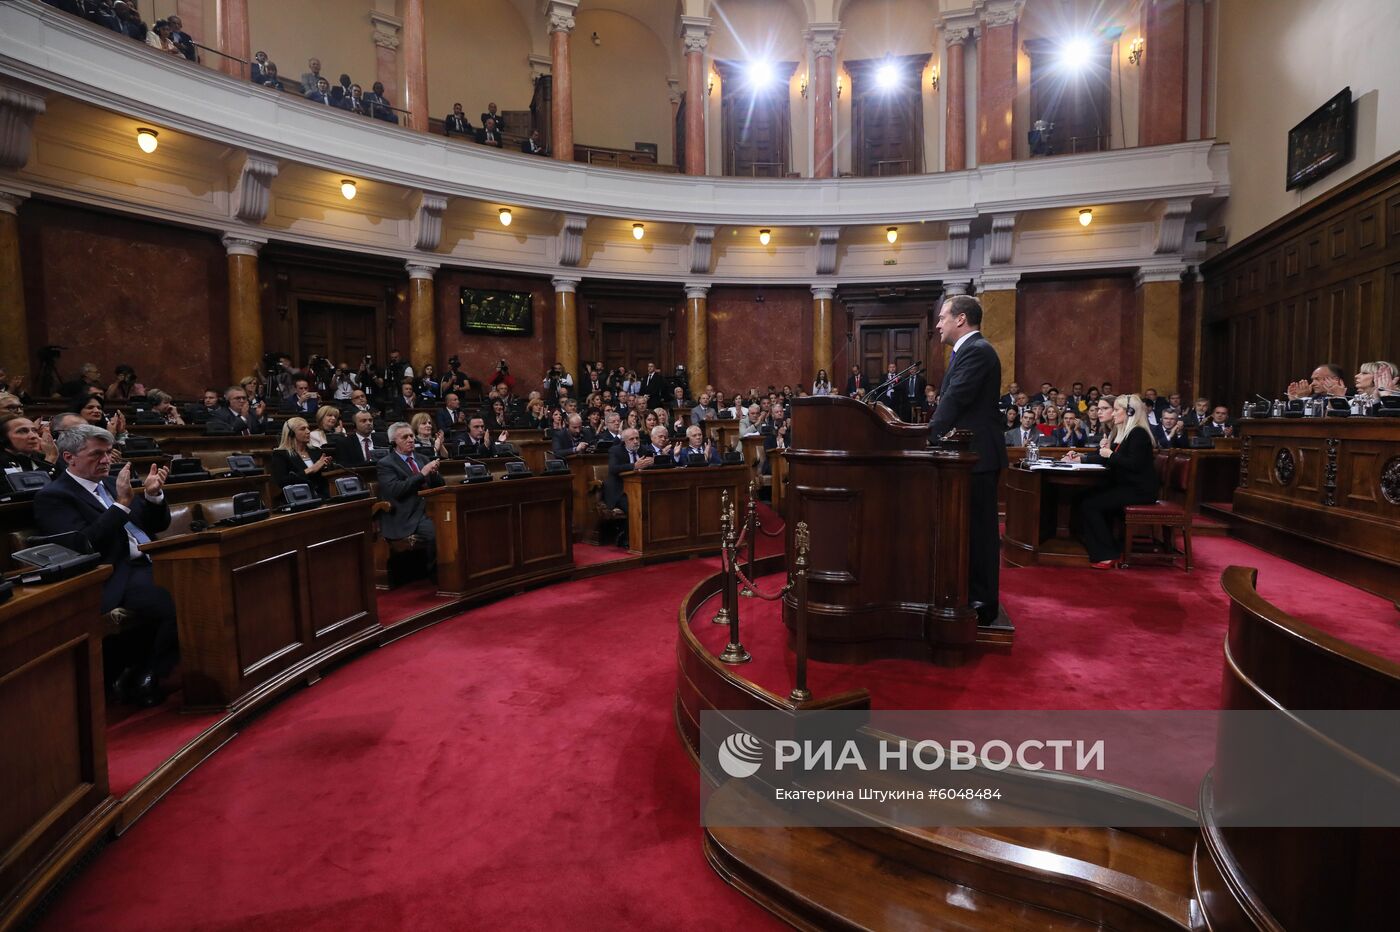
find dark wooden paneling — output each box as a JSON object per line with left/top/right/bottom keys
{"left": 1201, "top": 152, "right": 1400, "bottom": 409}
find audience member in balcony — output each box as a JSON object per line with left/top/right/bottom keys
{"left": 300, "top": 58, "right": 324, "bottom": 94}
{"left": 1286, "top": 364, "right": 1349, "bottom": 400}
{"left": 329, "top": 74, "right": 352, "bottom": 106}
{"left": 481, "top": 102, "right": 502, "bottom": 127}
{"left": 208, "top": 385, "right": 269, "bottom": 435}
{"left": 340, "top": 84, "right": 369, "bottom": 115}
{"left": 251, "top": 50, "right": 270, "bottom": 83}
{"left": 364, "top": 82, "right": 398, "bottom": 123}
{"left": 257, "top": 62, "right": 285, "bottom": 91}
{"left": 1, "top": 414, "right": 59, "bottom": 477}
{"left": 522, "top": 130, "right": 547, "bottom": 156}
{"left": 1200, "top": 405, "right": 1235, "bottom": 439}
{"left": 270, "top": 417, "right": 331, "bottom": 500}
{"left": 145, "top": 19, "right": 184, "bottom": 57}
{"left": 1053, "top": 409, "right": 1088, "bottom": 447}
{"left": 113, "top": 1, "right": 147, "bottom": 41}
{"left": 444, "top": 103, "right": 474, "bottom": 138}
{"left": 306, "top": 77, "right": 335, "bottom": 105}
{"left": 477, "top": 117, "right": 504, "bottom": 148}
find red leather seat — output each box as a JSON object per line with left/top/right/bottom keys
{"left": 1121, "top": 450, "right": 1192, "bottom": 571}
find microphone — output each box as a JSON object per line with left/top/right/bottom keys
{"left": 1254, "top": 394, "right": 1272, "bottom": 405}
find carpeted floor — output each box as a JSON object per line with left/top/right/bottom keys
{"left": 39, "top": 523, "right": 1397, "bottom": 931}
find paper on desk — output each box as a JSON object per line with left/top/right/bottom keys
{"left": 1029, "top": 462, "right": 1106, "bottom": 471}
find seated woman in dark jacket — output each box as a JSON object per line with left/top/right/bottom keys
{"left": 1062, "top": 394, "right": 1160, "bottom": 568}
{"left": 0, "top": 413, "right": 59, "bottom": 477}
{"left": 269, "top": 416, "right": 332, "bottom": 500}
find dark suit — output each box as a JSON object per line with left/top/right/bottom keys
{"left": 604, "top": 443, "right": 640, "bottom": 509}
{"left": 376, "top": 451, "right": 445, "bottom": 541}
{"left": 282, "top": 394, "right": 319, "bottom": 415}
{"left": 364, "top": 93, "right": 398, "bottom": 123}
{"left": 1200, "top": 420, "right": 1234, "bottom": 439}
{"left": 476, "top": 127, "right": 503, "bottom": 147}
{"left": 521, "top": 138, "right": 547, "bottom": 155}
{"left": 457, "top": 435, "right": 493, "bottom": 459}
{"left": 207, "top": 407, "right": 269, "bottom": 435}
{"left": 677, "top": 443, "right": 721, "bottom": 466}
{"left": 444, "top": 113, "right": 473, "bottom": 137}
{"left": 1079, "top": 427, "right": 1160, "bottom": 562}
{"left": 1, "top": 449, "right": 57, "bottom": 476}
{"left": 339, "top": 95, "right": 368, "bottom": 115}
{"left": 845, "top": 373, "right": 867, "bottom": 396}
{"left": 436, "top": 407, "right": 468, "bottom": 433}
{"left": 928, "top": 332, "right": 1008, "bottom": 623}
{"left": 305, "top": 90, "right": 334, "bottom": 105}
{"left": 332, "top": 431, "right": 379, "bottom": 466}
{"left": 268, "top": 449, "right": 330, "bottom": 500}
{"left": 641, "top": 372, "right": 667, "bottom": 410}
{"left": 1182, "top": 410, "right": 1211, "bottom": 428}
{"left": 552, "top": 428, "right": 590, "bottom": 455}
{"left": 1052, "top": 427, "right": 1089, "bottom": 447}
{"left": 902, "top": 373, "right": 927, "bottom": 420}
{"left": 999, "top": 392, "right": 1017, "bottom": 409}
{"left": 34, "top": 473, "right": 178, "bottom": 677}
{"left": 480, "top": 112, "right": 502, "bottom": 127}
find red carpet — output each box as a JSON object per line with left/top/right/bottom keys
{"left": 39, "top": 518, "right": 1393, "bottom": 930}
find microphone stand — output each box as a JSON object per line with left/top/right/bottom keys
{"left": 862, "top": 362, "right": 922, "bottom": 408}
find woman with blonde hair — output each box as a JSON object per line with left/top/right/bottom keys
{"left": 409, "top": 411, "right": 448, "bottom": 459}
{"left": 1355, "top": 361, "right": 1398, "bottom": 403}
{"left": 1063, "top": 393, "right": 1159, "bottom": 568}
{"left": 271, "top": 416, "right": 331, "bottom": 500}
{"left": 309, "top": 405, "right": 343, "bottom": 448}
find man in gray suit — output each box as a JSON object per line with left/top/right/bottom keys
{"left": 377, "top": 422, "right": 445, "bottom": 564}
{"left": 1004, "top": 407, "right": 1039, "bottom": 447}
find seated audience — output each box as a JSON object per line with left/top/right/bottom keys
{"left": 594, "top": 410, "right": 623, "bottom": 446}
{"left": 1182, "top": 397, "right": 1211, "bottom": 428}
{"left": 999, "top": 382, "right": 1020, "bottom": 408}
{"left": 523, "top": 398, "right": 549, "bottom": 430}
{"left": 1052, "top": 409, "right": 1088, "bottom": 447}
{"left": 146, "top": 19, "right": 184, "bottom": 56}
{"left": 522, "top": 130, "right": 547, "bottom": 155}
{"left": 208, "top": 385, "right": 270, "bottom": 434}
{"left": 604, "top": 428, "right": 654, "bottom": 522}
{"left": 59, "top": 362, "right": 104, "bottom": 399}
{"left": 306, "top": 76, "right": 335, "bottom": 105}
{"left": 1200, "top": 405, "right": 1235, "bottom": 439}
{"left": 553, "top": 413, "right": 592, "bottom": 455}
{"left": 329, "top": 74, "right": 352, "bottom": 106}
{"left": 435, "top": 392, "right": 468, "bottom": 433}
{"left": 486, "top": 399, "right": 513, "bottom": 432}
{"left": 760, "top": 409, "right": 789, "bottom": 473}
{"left": 393, "top": 380, "right": 420, "bottom": 417}
{"left": 480, "top": 102, "right": 503, "bottom": 127}
{"left": 105, "top": 364, "right": 140, "bottom": 402}
{"left": 1062, "top": 394, "right": 1159, "bottom": 569}
{"left": 739, "top": 404, "right": 763, "bottom": 438}
{"left": 283, "top": 377, "right": 321, "bottom": 415}
{"left": 1354, "top": 361, "right": 1398, "bottom": 403}
{"left": 677, "top": 425, "right": 720, "bottom": 465}
{"left": 644, "top": 425, "right": 673, "bottom": 458}
{"left": 300, "top": 57, "right": 324, "bottom": 94}
{"left": 1287, "top": 364, "right": 1349, "bottom": 400}
{"left": 377, "top": 422, "right": 445, "bottom": 563}
{"left": 330, "top": 410, "right": 381, "bottom": 465}
{"left": 364, "top": 82, "right": 398, "bottom": 123}
{"left": 0, "top": 413, "right": 59, "bottom": 476}
{"left": 1002, "top": 406, "right": 1020, "bottom": 432}
{"left": 145, "top": 389, "right": 184, "bottom": 425}
{"left": 345, "top": 388, "right": 376, "bottom": 418}
{"left": 444, "top": 103, "right": 474, "bottom": 138}
{"left": 1030, "top": 382, "right": 1053, "bottom": 405}
{"left": 410, "top": 412, "right": 448, "bottom": 459}
{"left": 1037, "top": 404, "right": 1061, "bottom": 438}
{"left": 458, "top": 416, "right": 506, "bottom": 458}
{"left": 250, "top": 50, "right": 270, "bottom": 83}
{"left": 0, "top": 392, "right": 22, "bottom": 416}
{"left": 270, "top": 417, "right": 332, "bottom": 500}
{"left": 690, "top": 392, "right": 717, "bottom": 426}
{"left": 1156, "top": 408, "right": 1187, "bottom": 448}
{"left": 1005, "top": 407, "right": 1038, "bottom": 447}
{"left": 339, "top": 84, "right": 369, "bottom": 115}
{"left": 476, "top": 117, "right": 503, "bottom": 147}
{"left": 919, "top": 385, "right": 938, "bottom": 415}
{"left": 185, "top": 389, "right": 222, "bottom": 423}
{"left": 36, "top": 425, "right": 176, "bottom": 706}
{"left": 309, "top": 405, "right": 343, "bottom": 448}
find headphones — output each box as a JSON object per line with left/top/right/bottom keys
{"left": 1125, "top": 396, "right": 1137, "bottom": 417}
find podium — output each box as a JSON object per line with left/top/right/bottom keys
{"left": 782, "top": 396, "right": 980, "bottom": 665}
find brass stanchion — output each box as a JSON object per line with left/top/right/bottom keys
{"left": 788, "top": 521, "right": 812, "bottom": 702}
{"left": 711, "top": 489, "right": 734, "bottom": 625}
{"left": 739, "top": 477, "right": 759, "bottom": 597}
{"left": 718, "top": 493, "right": 751, "bottom": 665}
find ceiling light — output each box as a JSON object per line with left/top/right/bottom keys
{"left": 876, "top": 62, "right": 900, "bottom": 91}
{"left": 1079, "top": 208, "right": 1093, "bottom": 226}
{"left": 886, "top": 226, "right": 898, "bottom": 244}
{"left": 499, "top": 208, "right": 513, "bottom": 226}
{"left": 1060, "top": 36, "right": 1094, "bottom": 72}
{"left": 136, "top": 128, "right": 159, "bottom": 153}
{"left": 632, "top": 223, "right": 645, "bottom": 240}
{"left": 340, "top": 179, "right": 357, "bottom": 200}
{"left": 747, "top": 60, "right": 775, "bottom": 88}
{"left": 758, "top": 229, "right": 771, "bottom": 246}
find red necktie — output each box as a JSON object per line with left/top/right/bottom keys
{"left": 406, "top": 456, "right": 419, "bottom": 474}
{"left": 363, "top": 437, "right": 371, "bottom": 458}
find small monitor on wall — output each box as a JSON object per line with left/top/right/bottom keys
{"left": 460, "top": 288, "right": 534, "bottom": 336}
{"left": 1286, "top": 87, "right": 1354, "bottom": 191}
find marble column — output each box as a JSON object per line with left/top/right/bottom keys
{"left": 977, "top": 2, "right": 1023, "bottom": 165}
{"left": 942, "top": 27, "right": 970, "bottom": 171}
{"left": 681, "top": 17, "right": 711, "bottom": 176}
{"left": 402, "top": 0, "right": 428, "bottom": 132}
{"left": 215, "top": 0, "right": 251, "bottom": 79}
{"left": 552, "top": 277, "right": 580, "bottom": 380}
{"left": 223, "top": 235, "right": 264, "bottom": 383}
{"left": 1137, "top": 269, "right": 1183, "bottom": 395}
{"left": 808, "top": 27, "right": 839, "bottom": 179}
{"left": 548, "top": 2, "right": 578, "bottom": 163}
{"left": 370, "top": 11, "right": 403, "bottom": 111}
{"left": 0, "top": 193, "right": 29, "bottom": 381}
{"left": 175, "top": 0, "right": 207, "bottom": 50}
{"left": 974, "top": 274, "right": 1019, "bottom": 391}
{"left": 811, "top": 286, "right": 835, "bottom": 377}
{"left": 406, "top": 262, "right": 438, "bottom": 369}
{"left": 1139, "top": 0, "right": 1189, "bottom": 147}
{"left": 685, "top": 285, "right": 710, "bottom": 390}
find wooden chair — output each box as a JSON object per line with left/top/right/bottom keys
{"left": 591, "top": 463, "right": 625, "bottom": 545}
{"left": 1120, "top": 449, "right": 1192, "bottom": 571}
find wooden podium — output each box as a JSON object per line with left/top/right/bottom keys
{"left": 782, "top": 396, "right": 981, "bottom": 665}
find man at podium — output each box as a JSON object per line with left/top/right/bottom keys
{"left": 927, "top": 294, "right": 1008, "bottom": 626}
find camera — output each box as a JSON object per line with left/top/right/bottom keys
{"left": 448, "top": 355, "right": 460, "bottom": 368}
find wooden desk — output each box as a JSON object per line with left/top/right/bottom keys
{"left": 0, "top": 568, "right": 114, "bottom": 919}
{"left": 422, "top": 475, "right": 574, "bottom": 599}
{"left": 564, "top": 453, "right": 609, "bottom": 541}
{"left": 768, "top": 448, "right": 788, "bottom": 517}
{"left": 514, "top": 437, "right": 554, "bottom": 474}
{"left": 1233, "top": 418, "right": 1400, "bottom": 604}
{"left": 703, "top": 420, "right": 742, "bottom": 453}
{"left": 623, "top": 464, "right": 749, "bottom": 560}
{"left": 1002, "top": 464, "right": 1107, "bottom": 567}
{"left": 740, "top": 434, "right": 764, "bottom": 474}
{"left": 142, "top": 498, "right": 379, "bottom": 711}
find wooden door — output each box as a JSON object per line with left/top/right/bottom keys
{"left": 601, "top": 323, "right": 663, "bottom": 376}
{"left": 859, "top": 325, "right": 919, "bottom": 385}
{"left": 298, "top": 301, "right": 376, "bottom": 367}
{"left": 848, "top": 55, "right": 928, "bottom": 177}
{"left": 1025, "top": 39, "right": 1111, "bottom": 154}
{"left": 715, "top": 60, "right": 795, "bottom": 177}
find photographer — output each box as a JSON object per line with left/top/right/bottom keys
{"left": 441, "top": 355, "right": 471, "bottom": 394}
{"left": 331, "top": 362, "right": 359, "bottom": 400}
{"left": 357, "top": 355, "right": 385, "bottom": 398}
{"left": 383, "top": 350, "right": 413, "bottom": 386}
{"left": 490, "top": 359, "right": 515, "bottom": 392}
{"left": 543, "top": 363, "right": 572, "bottom": 400}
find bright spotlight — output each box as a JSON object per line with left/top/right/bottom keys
{"left": 876, "top": 63, "right": 900, "bottom": 91}
{"left": 746, "top": 60, "right": 775, "bottom": 88}
{"left": 1059, "top": 36, "right": 1094, "bottom": 72}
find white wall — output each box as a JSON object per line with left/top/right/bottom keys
{"left": 1214, "top": 0, "right": 1400, "bottom": 241}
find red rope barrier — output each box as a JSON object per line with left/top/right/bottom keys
{"left": 724, "top": 546, "right": 790, "bottom": 601}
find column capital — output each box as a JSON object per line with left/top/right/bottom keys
{"left": 937, "top": 13, "right": 979, "bottom": 45}
{"left": 685, "top": 284, "right": 711, "bottom": 300}
{"left": 680, "top": 15, "right": 713, "bottom": 53}
{"left": 546, "top": 0, "right": 578, "bottom": 35}
{"left": 0, "top": 189, "right": 28, "bottom": 216}
{"left": 976, "top": 270, "right": 1021, "bottom": 291}
{"left": 979, "top": 0, "right": 1025, "bottom": 28}
{"left": 811, "top": 285, "right": 836, "bottom": 301}
{"left": 370, "top": 10, "right": 402, "bottom": 50}
{"left": 804, "top": 23, "right": 841, "bottom": 58}
{"left": 221, "top": 233, "right": 265, "bottom": 257}
{"left": 942, "top": 281, "right": 971, "bottom": 296}
{"left": 1135, "top": 263, "right": 1186, "bottom": 287}
{"left": 405, "top": 260, "right": 439, "bottom": 280}
{"left": 528, "top": 53, "right": 553, "bottom": 80}
{"left": 551, "top": 276, "right": 581, "bottom": 293}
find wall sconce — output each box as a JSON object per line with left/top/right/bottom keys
{"left": 758, "top": 229, "right": 772, "bottom": 246}
{"left": 135, "top": 127, "right": 159, "bottom": 153}
{"left": 632, "top": 223, "right": 645, "bottom": 240}
{"left": 800, "top": 74, "right": 808, "bottom": 98}
{"left": 707, "top": 74, "right": 716, "bottom": 97}
{"left": 1128, "top": 36, "right": 1145, "bottom": 67}
{"left": 499, "top": 207, "right": 513, "bottom": 226}
{"left": 591, "top": 31, "right": 601, "bottom": 46}
{"left": 1078, "top": 208, "right": 1093, "bottom": 227}
{"left": 930, "top": 64, "right": 939, "bottom": 91}
{"left": 340, "top": 179, "right": 357, "bottom": 200}
{"left": 836, "top": 76, "right": 844, "bottom": 99}
{"left": 886, "top": 226, "right": 898, "bottom": 244}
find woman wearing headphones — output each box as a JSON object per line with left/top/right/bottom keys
{"left": 1062, "top": 393, "right": 1159, "bottom": 568}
